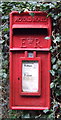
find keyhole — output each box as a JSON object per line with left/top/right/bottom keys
{"left": 18, "top": 77, "right": 20, "bottom": 80}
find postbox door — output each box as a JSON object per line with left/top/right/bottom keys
{"left": 19, "top": 52, "right": 41, "bottom": 96}
{"left": 10, "top": 51, "right": 50, "bottom": 109}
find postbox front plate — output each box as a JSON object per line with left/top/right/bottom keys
{"left": 10, "top": 11, "right": 51, "bottom": 110}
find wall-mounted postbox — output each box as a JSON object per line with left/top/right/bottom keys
{"left": 10, "top": 11, "right": 52, "bottom": 110}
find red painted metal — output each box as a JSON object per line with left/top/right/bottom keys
{"left": 10, "top": 11, "right": 52, "bottom": 110}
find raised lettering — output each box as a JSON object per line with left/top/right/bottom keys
{"left": 21, "top": 38, "right": 26, "bottom": 48}
{"left": 22, "top": 17, "right": 26, "bottom": 22}
{"left": 27, "top": 17, "right": 32, "bottom": 22}
{"left": 27, "top": 38, "right": 33, "bottom": 45}
{"left": 20, "top": 38, "right": 42, "bottom": 48}
{"left": 35, "top": 38, "right": 41, "bottom": 48}
{"left": 14, "top": 16, "right": 47, "bottom": 23}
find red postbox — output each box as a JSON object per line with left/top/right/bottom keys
{"left": 10, "top": 11, "right": 52, "bottom": 110}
